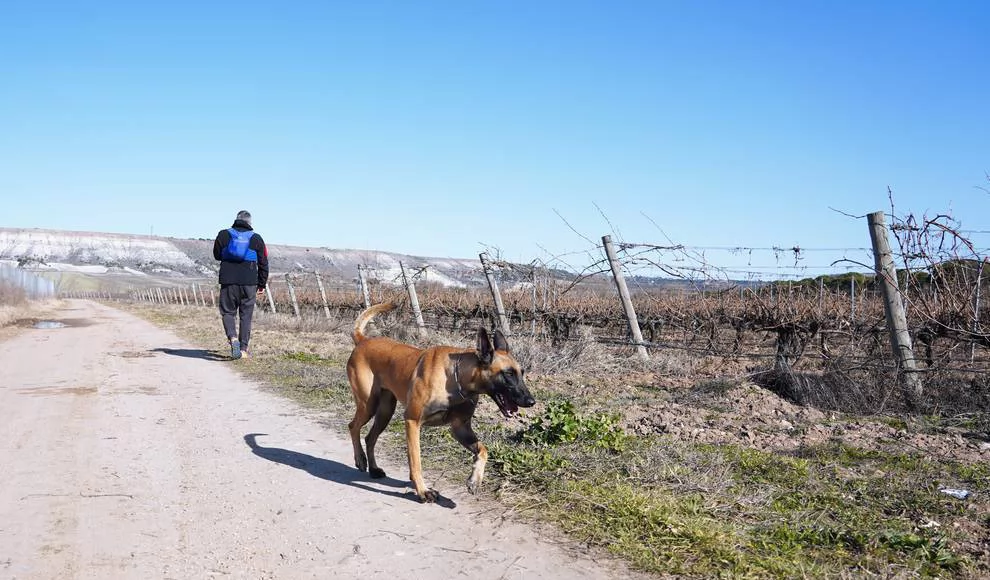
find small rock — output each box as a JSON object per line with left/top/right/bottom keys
{"left": 979, "top": 442, "right": 990, "bottom": 453}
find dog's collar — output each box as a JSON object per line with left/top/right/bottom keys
{"left": 452, "top": 356, "right": 475, "bottom": 404}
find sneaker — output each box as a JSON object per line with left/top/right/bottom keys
{"left": 241, "top": 350, "right": 250, "bottom": 360}
{"left": 230, "top": 339, "right": 242, "bottom": 360}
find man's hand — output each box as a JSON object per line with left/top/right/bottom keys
{"left": 257, "top": 287, "right": 266, "bottom": 295}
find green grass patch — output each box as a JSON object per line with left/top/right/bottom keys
{"left": 703, "top": 443, "right": 810, "bottom": 487}
{"left": 878, "top": 415, "right": 910, "bottom": 431}
{"left": 482, "top": 431, "right": 971, "bottom": 577}
{"left": 282, "top": 351, "right": 345, "bottom": 366}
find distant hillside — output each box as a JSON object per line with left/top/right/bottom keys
{"left": 0, "top": 227, "right": 483, "bottom": 288}
{"left": 0, "top": 227, "right": 755, "bottom": 294}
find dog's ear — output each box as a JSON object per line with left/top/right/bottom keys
{"left": 476, "top": 327, "right": 494, "bottom": 365}
{"left": 493, "top": 329, "right": 510, "bottom": 353}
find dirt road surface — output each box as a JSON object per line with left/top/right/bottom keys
{"left": 0, "top": 301, "right": 627, "bottom": 580}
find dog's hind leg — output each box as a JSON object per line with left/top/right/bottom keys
{"left": 347, "top": 367, "right": 378, "bottom": 472}
{"left": 348, "top": 401, "right": 375, "bottom": 472}
{"left": 450, "top": 418, "right": 487, "bottom": 495}
{"left": 365, "top": 389, "right": 397, "bottom": 479}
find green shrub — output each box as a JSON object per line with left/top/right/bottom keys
{"left": 522, "top": 399, "right": 628, "bottom": 452}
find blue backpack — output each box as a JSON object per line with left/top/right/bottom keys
{"left": 221, "top": 228, "right": 258, "bottom": 262}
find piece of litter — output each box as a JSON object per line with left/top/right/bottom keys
{"left": 939, "top": 488, "right": 971, "bottom": 500}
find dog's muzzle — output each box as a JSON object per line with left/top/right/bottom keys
{"left": 489, "top": 373, "right": 536, "bottom": 418}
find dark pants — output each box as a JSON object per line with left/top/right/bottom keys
{"left": 219, "top": 284, "right": 257, "bottom": 349}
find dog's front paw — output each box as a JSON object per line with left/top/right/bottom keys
{"left": 466, "top": 476, "right": 480, "bottom": 495}
{"left": 369, "top": 467, "right": 387, "bottom": 479}
{"left": 420, "top": 489, "right": 440, "bottom": 503}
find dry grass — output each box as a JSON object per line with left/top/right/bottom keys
{"left": 0, "top": 305, "right": 21, "bottom": 329}
{"left": 0, "top": 281, "right": 26, "bottom": 303}
{"left": 0, "top": 280, "right": 62, "bottom": 330}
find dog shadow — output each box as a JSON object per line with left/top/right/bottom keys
{"left": 151, "top": 348, "right": 228, "bottom": 361}
{"left": 243, "top": 433, "right": 457, "bottom": 508}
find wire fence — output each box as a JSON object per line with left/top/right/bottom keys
{"left": 98, "top": 209, "right": 990, "bottom": 415}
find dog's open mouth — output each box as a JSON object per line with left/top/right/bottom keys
{"left": 491, "top": 391, "right": 520, "bottom": 418}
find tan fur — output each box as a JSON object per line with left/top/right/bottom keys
{"left": 345, "top": 303, "right": 526, "bottom": 503}
{"left": 351, "top": 302, "right": 397, "bottom": 344}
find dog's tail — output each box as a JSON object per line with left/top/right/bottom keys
{"left": 352, "top": 302, "right": 397, "bottom": 344}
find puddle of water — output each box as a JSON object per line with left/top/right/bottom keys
{"left": 14, "top": 318, "right": 93, "bottom": 329}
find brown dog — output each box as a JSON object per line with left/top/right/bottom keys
{"left": 346, "top": 302, "right": 535, "bottom": 502}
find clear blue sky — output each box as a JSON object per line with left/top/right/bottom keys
{"left": 1, "top": 1, "right": 988, "bottom": 279}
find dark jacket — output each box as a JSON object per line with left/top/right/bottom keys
{"left": 213, "top": 219, "right": 269, "bottom": 289}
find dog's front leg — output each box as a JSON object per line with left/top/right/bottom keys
{"left": 405, "top": 418, "right": 439, "bottom": 503}
{"left": 451, "top": 418, "right": 487, "bottom": 494}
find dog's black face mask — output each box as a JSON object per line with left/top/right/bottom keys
{"left": 476, "top": 328, "right": 536, "bottom": 418}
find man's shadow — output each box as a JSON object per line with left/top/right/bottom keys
{"left": 151, "top": 348, "right": 228, "bottom": 361}
{"left": 243, "top": 433, "right": 456, "bottom": 508}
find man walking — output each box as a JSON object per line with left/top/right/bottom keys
{"left": 213, "top": 210, "right": 269, "bottom": 359}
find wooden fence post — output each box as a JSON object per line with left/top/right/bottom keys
{"left": 314, "top": 271, "right": 331, "bottom": 319}
{"left": 285, "top": 274, "right": 301, "bottom": 317}
{"left": 265, "top": 280, "right": 277, "bottom": 313}
{"left": 156, "top": 287, "right": 166, "bottom": 304}
{"left": 972, "top": 259, "right": 985, "bottom": 363}
{"left": 357, "top": 266, "right": 372, "bottom": 309}
{"left": 602, "top": 235, "right": 649, "bottom": 361}
{"left": 209, "top": 288, "right": 216, "bottom": 308}
{"left": 850, "top": 277, "right": 856, "bottom": 322}
{"left": 399, "top": 261, "right": 426, "bottom": 335}
{"left": 479, "top": 253, "right": 510, "bottom": 334}
{"left": 531, "top": 268, "right": 538, "bottom": 337}
{"left": 867, "top": 211, "right": 923, "bottom": 404}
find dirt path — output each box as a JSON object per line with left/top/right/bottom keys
{"left": 0, "top": 301, "right": 626, "bottom": 580}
